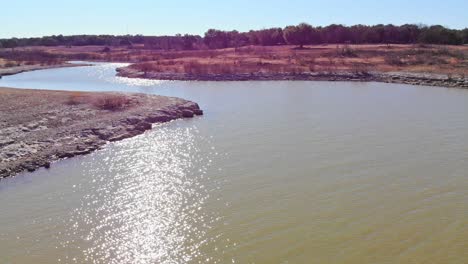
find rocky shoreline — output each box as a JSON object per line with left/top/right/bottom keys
{"left": 0, "top": 87, "right": 203, "bottom": 179}
{"left": 116, "top": 67, "right": 468, "bottom": 89}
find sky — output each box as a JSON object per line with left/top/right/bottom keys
{"left": 2, "top": 0, "right": 467, "bottom": 38}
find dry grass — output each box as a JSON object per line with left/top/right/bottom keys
{"left": 123, "top": 44, "right": 468, "bottom": 76}
{"left": 64, "top": 92, "right": 132, "bottom": 111}
{"left": 65, "top": 92, "right": 87, "bottom": 105}
{"left": 2, "top": 44, "right": 467, "bottom": 75}
{"left": 92, "top": 94, "right": 131, "bottom": 111}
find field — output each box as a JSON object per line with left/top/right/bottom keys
{"left": 1, "top": 44, "right": 467, "bottom": 77}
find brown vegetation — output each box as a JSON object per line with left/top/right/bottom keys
{"left": 0, "top": 49, "right": 62, "bottom": 69}
{"left": 66, "top": 92, "right": 133, "bottom": 110}
{"left": 92, "top": 94, "right": 132, "bottom": 111}
{"left": 1, "top": 44, "right": 467, "bottom": 78}
{"left": 121, "top": 44, "right": 468, "bottom": 76}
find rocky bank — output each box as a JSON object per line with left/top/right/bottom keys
{"left": 0, "top": 87, "right": 203, "bottom": 179}
{"left": 116, "top": 67, "right": 468, "bottom": 89}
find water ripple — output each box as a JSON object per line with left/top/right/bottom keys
{"left": 61, "top": 125, "right": 217, "bottom": 263}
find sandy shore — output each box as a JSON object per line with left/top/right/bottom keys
{"left": 0, "top": 87, "right": 203, "bottom": 179}
{"left": 116, "top": 67, "right": 468, "bottom": 89}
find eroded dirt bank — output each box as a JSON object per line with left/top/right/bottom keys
{"left": 0, "top": 87, "right": 203, "bottom": 179}
{"left": 116, "top": 67, "right": 468, "bottom": 89}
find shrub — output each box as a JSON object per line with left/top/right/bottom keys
{"left": 66, "top": 92, "right": 86, "bottom": 105}
{"left": 93, "top": 95, "right": 130, "bottom": 111}
{"left": 4, "top": 61, "right": 17, "bottom": 67}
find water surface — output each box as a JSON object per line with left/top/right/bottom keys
{"left": 0, "top": 63, "right": 467, "bottom": 263}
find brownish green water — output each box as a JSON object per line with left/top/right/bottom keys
{"left": 0, "top": 63, "right": 467, "bottom": 263}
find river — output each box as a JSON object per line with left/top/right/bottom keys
{"left": 0, "top": 63, "right": 467, "bottom": 263}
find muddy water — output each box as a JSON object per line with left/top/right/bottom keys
{"left": 0, "top": 63, "right": 467, "bottom": 263}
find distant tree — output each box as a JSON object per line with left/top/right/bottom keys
{"left": 283, "top": 23, "right": 314, "bottom": 48}
{"left": 246, "top": 30, "right": 258, "bottom": 45}
{"left": 3, "top": 39, "right": 18, "bottom": 51}
{"left": 347, "top": 25, "right": 366, "bottom": 44}
{"left": 0, "top": 23, "right": 465, "bottom": 51}
{"left": 383, "top": 24, "right": 400, "bottom": 44}
{"left": 204, "top": 29, "right": 230, "bottom": 49}
{"left": 322, "top": 24, "right": 351, "bottom": 43}
{"left": 182, "top": 34, "right": 198, "bottom": 50}
{"left": 232, "top": 32, "right": 250, "bottom": 49}
{"left": 225, "top": 30, "right": 238, "bottom": 49}
{"left": 40, "top": 36, "right": 59, "bottom": 46}
{"left": 419, "top": 25, "right": 462, "bottom": 45}
{"left": 402, "top": 24, "right": 422, "bottom": 43}
{"left": 119, "top": 38, "right": 132, "bottom": 46}
{"left": 462, "top": 28, "right": 468, "bottom": 44}
{"left": 253, "top": 28, "right": 285, "bottom": 46}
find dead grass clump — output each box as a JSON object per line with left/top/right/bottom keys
{"left": 93, "top": 94, "right": 131, "bottom": 111}
{"left": 4, "top": 61, "right": 19, "bottom": 67}
{"left": 66, "top": 92, "right": 87, "bottom": 105}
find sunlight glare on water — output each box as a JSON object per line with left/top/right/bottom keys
{"left": 73, "top": 62, "right": 170, "bottom": 87}
{"left": 59, "top": 124, "right": 219, "bottom": 264}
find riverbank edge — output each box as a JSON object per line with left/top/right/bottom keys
{"left": 116, "top": 67, "right": 468, "bottom": 89}
{"left": 0, "top": 63, "right": 90, "bottom": 78}
{"left": 0, "top": 88, "right": 203, "bottom": 179}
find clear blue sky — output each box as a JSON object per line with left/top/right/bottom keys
{"left": 2, "top": 0, "right": 467, "bottom": 38}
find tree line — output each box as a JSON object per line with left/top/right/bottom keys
{"left": 1, "top": 24, "right": 467, "bottom": 50}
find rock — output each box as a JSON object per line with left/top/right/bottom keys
{"left": 24, "top": 162, "right": 37, "bottom": 172}
{"left": 61, "top": 118, "right": 72, "bottom": 124}
{"left": 27, "top": 122, "right": 39, "bottom": 129}
{"left": 182, "top": 110, "right": 194, "bottom": 118}
{"left": 5, "top": 152, "right": 16, "bottom": 158}
{"left": 73, "top": 149, "right": 92, "bottom": 156}
{"left": 193, "top": 109, "right": 204, "bottom": 115}
{"left": 135, "top": 122, "right": 152, "bottom": 131}
{"left": 92, "top": 128, "right": 114, "bottom": 140}
{"left": 0, "top": 139, "right": 14, "bottom": 148}
{"left": 145, "top": 114, "right": 173, "bottom": 123}
{"left": 57, "top": 152, "right": 75, "bottom": 159}
{"left": 76, "top": 145, "right": 86, "bottom": 151}
{"left": 126, "top": 116, "right": 142, "bottom": 125}
{"left": 109, "top": 133, "right": 132, "bottom": 142}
